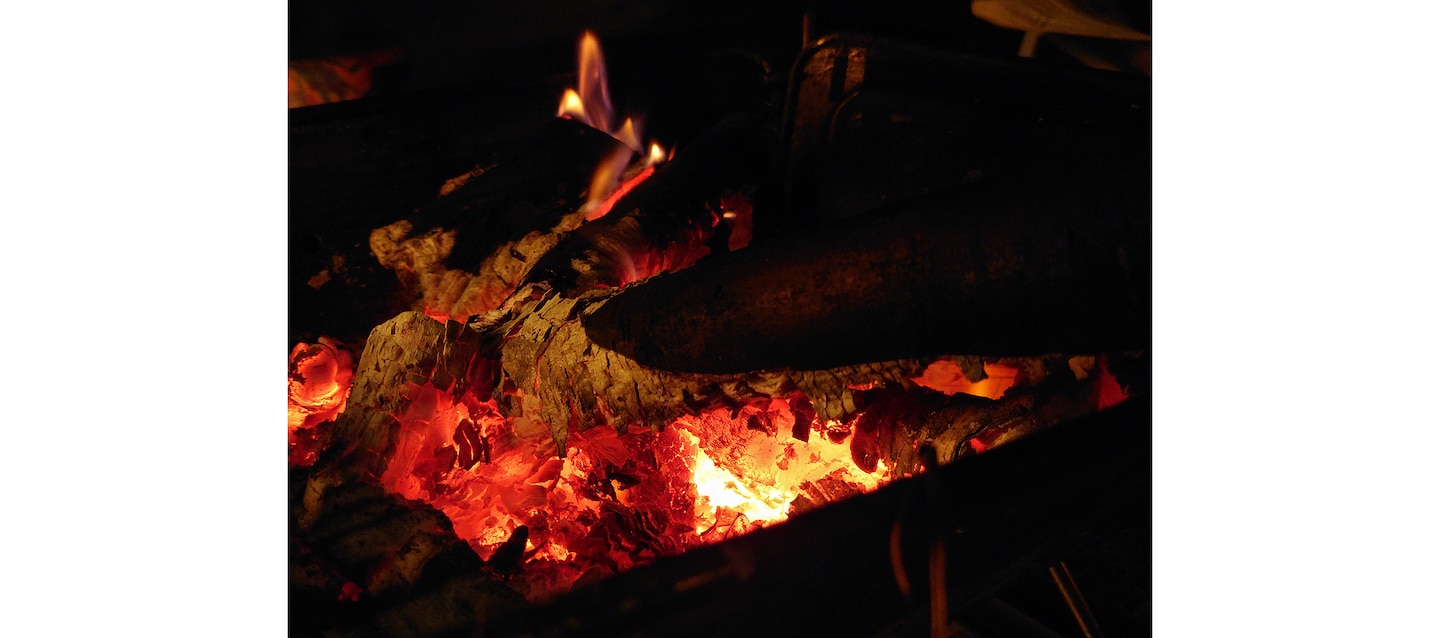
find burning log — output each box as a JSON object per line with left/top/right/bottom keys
{"left": 363, "top": 32, "right": 777, "bottom": 324}
{"left": 325, "top": 160, "right": 1148, "bottom": 471}
{"left": 295, "top": 28, "right": 1149, "bottom": 617}
{"left": 368, "top": 118, "right": 630, "bottom": 321}
{"left": 522, "top": 111, "right": 773, "bottom": 294}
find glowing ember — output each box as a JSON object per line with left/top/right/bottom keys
{"left": 287, "top": 337, "right": 354, "bottom": 466}
{"left": 912, "top": 359, "right": 1018, "bottom": 400}
{"left": 676, "top": 399, "right": 886, "bottom": 539}
{"left": 374, "top": 388, "right": 890, "bottom": 601}
{"left": 1096, "top": 355, "right": 1129, "bottom": 409}
{"left": 584, "top": 163, "right": 653, "bottom": 221}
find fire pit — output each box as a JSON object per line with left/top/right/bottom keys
{"left": 290, "top": 14, "right": 1150, "bottom": 637}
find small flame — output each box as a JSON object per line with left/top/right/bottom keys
{"left": 556, "top": 31, "right": 670, "bottom": 220}
{"left": 615, "top": 117, "right": 641, "bottom": 153}
{"left": 576, "top": 31, "right": 614, "bottom": 134}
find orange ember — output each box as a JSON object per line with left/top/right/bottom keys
{"left": 912, "top": 359, "right": 1018, "bottom": 400}
{"left": 373, "top": 386, "right": 890, "bottom": 601}
{"left": 584, "top": 164, "right": 653, "bottom": 221}
{"left": 287, "top": 337, "right": 355, "bottom": 466}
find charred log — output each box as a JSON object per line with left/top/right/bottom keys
{"left": 582, "top": 173, "right": 1150, "bottom": 375}
{"left": 873, "top": 356, "right": 1133, "bottom": 476}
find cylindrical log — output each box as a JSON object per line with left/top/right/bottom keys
{"left": 582, "top": 169, "right": 1150, "bottom": 374}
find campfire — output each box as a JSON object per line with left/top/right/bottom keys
{"left": 290, "top": 23, "right": 1150, "bottom": 638}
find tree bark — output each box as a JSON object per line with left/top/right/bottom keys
{"left": 583, "top": 172, "right": 1150, "bottom": 375}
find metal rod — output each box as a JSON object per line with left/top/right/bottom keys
{"left": 1049, "top": 561, "right": 1105, "bottom": 638}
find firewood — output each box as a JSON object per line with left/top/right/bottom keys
{"left": 325, "top": 286, "right": 1139, "bottom": 476}
{"left": 473, "top": 282, "right": 944, "bottom": 455}
{"left": 582, "top": 172, "right": 1150, "bottom": 375}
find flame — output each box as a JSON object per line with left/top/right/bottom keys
{"left": 557, "top": 89, "right": 585, "bottom": 119}
{"left": 614, "top": 117, "right": 642, "bottom": 153}
{"left": 584, "top": 162, "right": 654, "bottom": 221}
{"left": 576, "top": 31, "right": 615, "bottom": 134}
{"left": 556, "top": 31, "right": 668, "bottom": 220}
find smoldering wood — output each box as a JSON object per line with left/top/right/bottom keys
{"left": 326, "top": 302, "right": 1134, "bottom": 474}
{"left": 481, "top": 395, "right": 1151, "bottom": 638}
{"left": 876, "top": 360, "right": 1125, "bottom": 476}
{"left": 581, "top": 169, "right": 1150, "bottom": 375}
{"left": 321, "top": 311, "right": 492, "bottom": 480}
